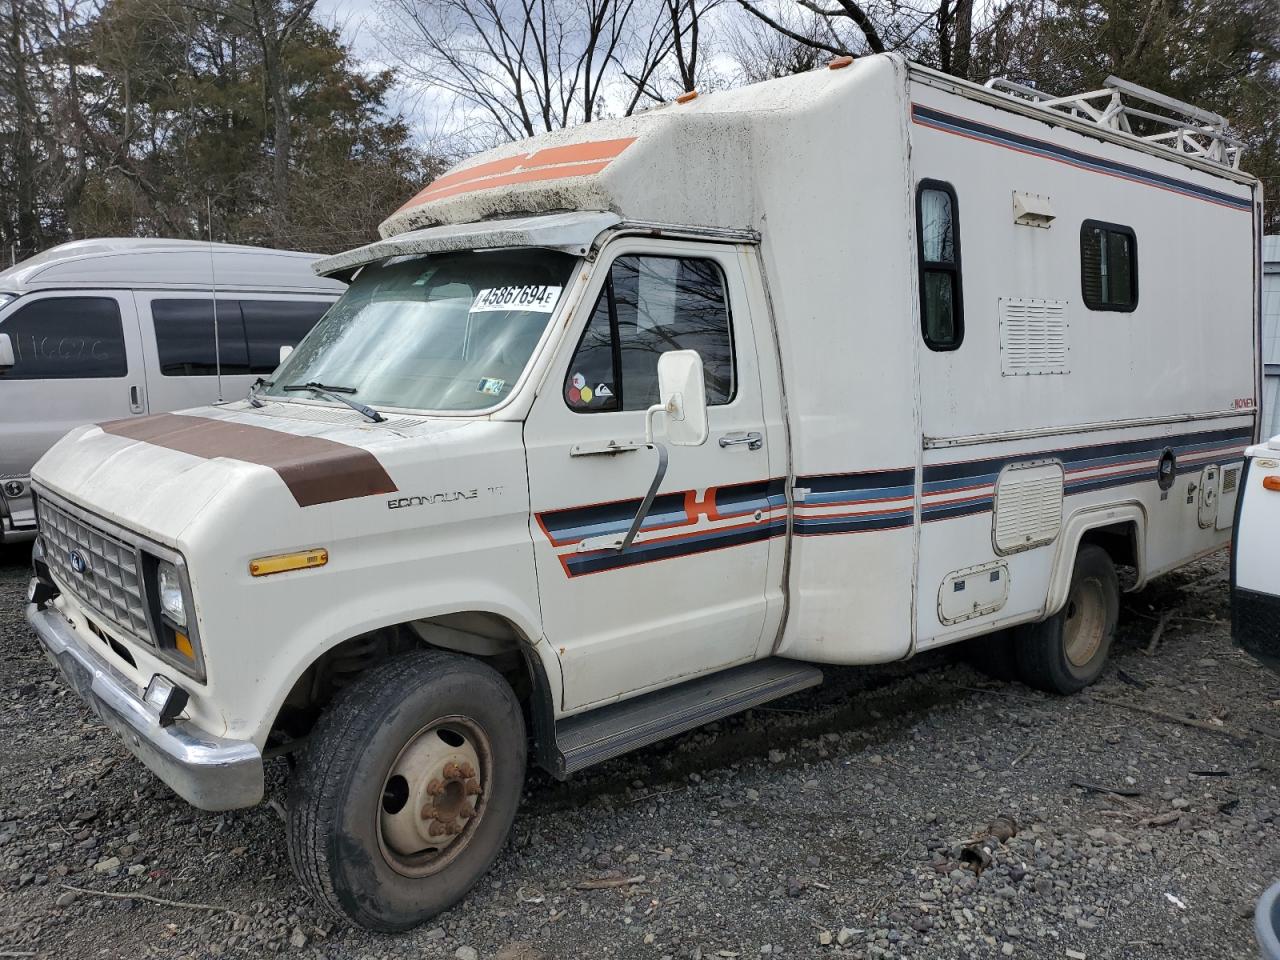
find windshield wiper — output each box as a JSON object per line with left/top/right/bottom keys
{"left": 282, "top": 382, "right": 386, "bottom": 423}
{"left": 247, "top": 377, "right": 273, "bottom": 408}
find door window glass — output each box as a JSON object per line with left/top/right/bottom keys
{"left": 240, "top": 300, "right": 331, "bottom": 374}
{"left": 0, "top": 296, "right": 127, "bottom": 380}
{"left": 151, "top": 299, "right": 250, "bottom": 376}
{"left": 916, "top": 181, "right": 964, "bottom": 350}
{"left": 566, "top": 255, "right": 735, "bottom": 412}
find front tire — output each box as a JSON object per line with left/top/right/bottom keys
{"left": 1016, "top": 545, "right": 1119, "bottom": 694}
{"left": 286, "top": 649, "right": 526, "bottom": 931}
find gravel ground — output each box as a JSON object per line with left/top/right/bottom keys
{"left": 0, "top": 542, "right": 1278, "bottom": 960}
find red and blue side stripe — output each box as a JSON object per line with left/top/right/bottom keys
{"left": 536, "top": 425, "right": 1251, "bottom": 576}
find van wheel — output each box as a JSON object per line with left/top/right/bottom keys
{"left": 286, "top": 649, "right": 526, "bottom": 931}
{"left": 1016, "top": 545, "right": 1119, "bottom": 694}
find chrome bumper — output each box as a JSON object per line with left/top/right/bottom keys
{"left": 26, "top": 593, "right": 264, "bottom": 811}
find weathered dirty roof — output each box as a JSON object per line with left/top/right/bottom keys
{"left": 376, "top": 61, "right": 860, "bottom": 240}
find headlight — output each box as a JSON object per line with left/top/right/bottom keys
{"left": 157, "top": 560, "right": 187, "bottom": 627}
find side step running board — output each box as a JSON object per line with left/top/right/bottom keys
{"left": 547, "top": 658, "right": 823, "bottom": 778}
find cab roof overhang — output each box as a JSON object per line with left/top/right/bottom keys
{"left": 311, "top": 211, "right": 623, "bottom": 280}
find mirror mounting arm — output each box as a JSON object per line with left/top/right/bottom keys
{"left": 616, "top": 440, "right": 668, "bottom": 552}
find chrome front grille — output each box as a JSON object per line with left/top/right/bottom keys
{"left": 38, "top": 500, "right": 152, "bottom": 643}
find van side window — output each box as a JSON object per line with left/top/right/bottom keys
{"left": 152, "top": 299, "right": 250, "bottom": 376}
{"left": 240, "top": 300, "right": 330, "bottom": 374}
{"left": 565, "top": 255, "right": 735, "bottom": 412}
{"left": 0, "top": 297, "right": 127, "bottom": 380}
{"left": 916, "top": 181, "right": 964, "bottom": 351}
{"left": 1081, "top": 220, "right": 1137, "bottom": 311}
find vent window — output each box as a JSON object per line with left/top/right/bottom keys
{"left": 916, "top": 180, "right": 964, "bottom": 351}
{"left": 1081, "top": 220, "right": 1137, "bottom": 312}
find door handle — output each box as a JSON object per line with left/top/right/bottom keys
{"left": 719, "top": 431, "right": 763, "bottom": 451}
{"left": 129, "top": 385, "right": 144, "bottom": 414}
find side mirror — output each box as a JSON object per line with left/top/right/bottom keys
{"left": 653, "top": 349, "right": 708, "bottom": 447}
{"left": 278, "top": 344, "right": 294, "bottom": 364}
{"left": 0, "top": 333, "right": 13, "bottom": 370}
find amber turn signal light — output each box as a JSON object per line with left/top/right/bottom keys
{"left": 250, "top": 548, "right": 329, "bottom": 577}
{"left": 1263, "top": 476, "right": 1280, "bottom": 492}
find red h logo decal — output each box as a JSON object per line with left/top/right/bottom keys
{"left": 685, "top": 489, "right": 719, "bottom": 523}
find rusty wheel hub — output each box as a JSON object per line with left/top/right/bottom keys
{"left": 378, "top": 721, "right": 487, "bottom": 876}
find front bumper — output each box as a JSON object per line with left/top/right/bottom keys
{"left": 1233, "top": 586, "right": 1280, "bottom": 674}
{"left": 26, "top": 592, "right": 264, "bottom": 811}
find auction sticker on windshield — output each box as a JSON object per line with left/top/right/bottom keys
{"left": 470, "top": 285, "right": 563, "bottom": 313}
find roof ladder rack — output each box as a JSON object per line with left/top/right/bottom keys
{"left": 984, "top": 75, "right": 1244, "bottom": 169}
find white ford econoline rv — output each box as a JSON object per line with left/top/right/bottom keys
{"left": 24, "top": 55, "right": 1261, "bottom": 929}
{"left": 0, "top": 239, "right": 345, "bottom": 541}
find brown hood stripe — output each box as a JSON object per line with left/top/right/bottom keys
{"left": 100, "top": 413, "right": 398, "bottom": 508}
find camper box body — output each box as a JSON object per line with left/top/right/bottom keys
{"left": 367, "top": 53, "right": 1260, "bottom": 684}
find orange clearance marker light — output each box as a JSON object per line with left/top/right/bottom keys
{"left": 675, "top": 90, "right": 698, "bottom": 104}
{"left": 829, "top": 55, "right": 854, "bottom": 69}
{"left": 174, "top": 631, "right": 195, "bottom": 659}
{"left": 1263, "top": 476, "right": 1280, "bottom": 492}
{"left": 250, "top": 548, "right": 329, "bottom": 577}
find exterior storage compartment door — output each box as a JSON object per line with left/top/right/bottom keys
{"left": 1215, "top": 462, "right": 1243, "bottom": 531}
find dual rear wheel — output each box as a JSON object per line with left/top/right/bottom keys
{"left": 968, "top": 545, "right": 1120, "bottom": 694}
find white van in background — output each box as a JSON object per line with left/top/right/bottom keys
{"left": 0, "top": 239, "right": 345, "bottom": 542}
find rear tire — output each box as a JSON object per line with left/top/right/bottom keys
{"left": 286, "top": 649, "right": 526, "bottom": 931}
{"left": 1016, "top": 545, "right": 1119, "bottom": 694}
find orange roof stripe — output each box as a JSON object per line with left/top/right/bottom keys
{"left": 396, "top": 136, "right": 637, "bottom": 213}
{"left": 413, "top": 160, "right": 615, "bottom": 205}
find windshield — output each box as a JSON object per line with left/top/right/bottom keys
{"left": 266, "top": 248, "right": 577, "bottom": 412}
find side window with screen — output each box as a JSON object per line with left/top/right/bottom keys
{"left": 151, "top": 299, "right": 250, "bottom": 376}
{"left": 0, "top": 296, "right": 128, "bottom": 380}
{"left": 1081, "top": 220, "right": 1137, "bottom": 311}
{"left": 240, "top": 300, "right": 330, "bottom": 374}
{"left": 916, "top": 180, "right": 963, "bottom": 351}
{"left": 565, "top": 255, "right": 735, "bottom": 413}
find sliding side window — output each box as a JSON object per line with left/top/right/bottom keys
{"left": 1080, "top": 220, "right": 1137, "bottom": 312}
{"left": 565, "top": 255, "right": 735, "bottom": 413}
{"left": 916, "top": 180, "right": 964, "bottom": 351}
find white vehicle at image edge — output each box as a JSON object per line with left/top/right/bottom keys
{"left": 0, "top": 238, "right": 345, "bottom": 541}
{"left": 1232, "top": 439, "right": 1280, "bottom": 671}
{"left": 24, "top": 54, "right": 1261, "bottom": 930}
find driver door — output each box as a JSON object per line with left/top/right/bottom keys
{"left": 524, "top": 240, "right": 782, "bottom": 712}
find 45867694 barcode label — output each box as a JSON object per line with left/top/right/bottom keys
{"left": 470, "top": 285, "right": 563, "bottom": 313}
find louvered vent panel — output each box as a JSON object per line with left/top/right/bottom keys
{"left": 1222, "top": 467, "right": 1239, "bottom": 494}
{"left": 1000, "top": 298, "right": 1069, "bottom": 376}
{"left": 993, "top": 463, "right": 1064, "bottom": 554}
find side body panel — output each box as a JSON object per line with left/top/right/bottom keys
{"left": 907, "top": 77, "right": 1257, "bottom": 649}
{"left": 765, "top": 58, "right": 920, "bottom": 665}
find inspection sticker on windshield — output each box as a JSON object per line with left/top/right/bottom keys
{"left": 470, "top": 285, "right": 563, "bottom": 314}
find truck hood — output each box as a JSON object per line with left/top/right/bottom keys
{"left": 31, "top": 402, "right": 475, "bottom": 546}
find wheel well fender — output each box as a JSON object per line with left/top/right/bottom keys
{"left": 263, "top": 607, "right": 561, "bottom": 751}
{"left": 1044, "top": 502, "right": 1146, "bottom": 618}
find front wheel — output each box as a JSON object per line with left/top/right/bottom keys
{"left": 286, "top": 649, "right": 526, "bottom": 931}
{"left": 1016, "top": 545, "right": 1119, "bottom": 694}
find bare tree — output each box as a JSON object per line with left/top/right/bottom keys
{"left": 382, "top": 0, "right": 650, "bottom": 147}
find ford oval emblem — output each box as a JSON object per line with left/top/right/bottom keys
{"left": 69, "top": 550, "right": 86, "bottom": 574}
